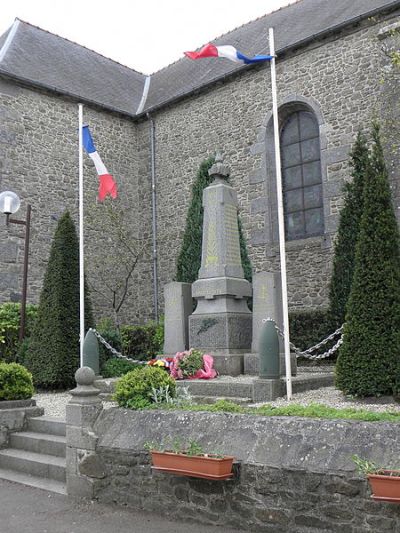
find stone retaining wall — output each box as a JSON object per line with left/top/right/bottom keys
{"left": 68, "top": 407, "right": 400, "bottom": 532}
{"left": 0, "top": 399, "right": 43, "bottom": 448}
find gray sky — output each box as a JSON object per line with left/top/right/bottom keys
{"left": 0, "top": 0, "right": 294, "bottom": 74}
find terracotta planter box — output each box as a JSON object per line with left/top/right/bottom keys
{"left": 368, "top": 471, "right": 400, "bottom": 503}
{"left": 150, "top": 450, "right": 234, "bottom": 480}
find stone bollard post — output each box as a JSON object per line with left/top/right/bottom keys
{"left": 66, "top": 366, "right": 105, "bottom": 498}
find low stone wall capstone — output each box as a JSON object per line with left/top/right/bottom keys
{"left": 66, "top": 406, "right": 400, "bottom": 532}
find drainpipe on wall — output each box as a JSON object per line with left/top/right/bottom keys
{"left": 147, "top": 113, "right": 159, "bottom": 322}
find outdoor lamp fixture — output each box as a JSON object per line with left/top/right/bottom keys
{"left": 0, "top": 190, "right": 32, "bottom": 342}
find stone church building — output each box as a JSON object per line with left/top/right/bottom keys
{"left": 0, "top": 0, "right": 399, "bottom": 323}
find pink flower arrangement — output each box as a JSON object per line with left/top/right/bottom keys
{"left": 169, "top": 349, "right": 217, "bottom": 380}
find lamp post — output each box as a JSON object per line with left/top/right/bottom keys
{"left": 0, "top": 191, "right": 32, "bottom": 342}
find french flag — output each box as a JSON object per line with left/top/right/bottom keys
{"left": 185, "top": 44, "right": 273, "bottom": 64}
{"left": 82, "top": 126, "right": 118, "bottom": 201}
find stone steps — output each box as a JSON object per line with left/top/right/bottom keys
{"left": 0, "top": 416, "right": 66, "bottom": 494}
{"left": 95, "top": 371, "right": 334, "bottom": 404}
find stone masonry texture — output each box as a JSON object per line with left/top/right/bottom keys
{"left": 82, "top": 408, "right": 400, "bottom": 532}
{"left": 1, "top": 12, "right": 400, "bottom": 324}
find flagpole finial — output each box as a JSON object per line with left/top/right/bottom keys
{"left": 209, "top": 152, "right": 230, "bottom": 181}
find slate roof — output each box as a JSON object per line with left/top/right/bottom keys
{"left": 0, "top": 0, "right": 399, "bottom": 117}
{"left": 144, "top": 0, "right": 400, "bottom": 113}
{"left": 0, "top": 19, "right": 147, "bottom": 116}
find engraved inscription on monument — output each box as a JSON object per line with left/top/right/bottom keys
{"left": 224, "top": 204, "right": 241, "bottom": 265}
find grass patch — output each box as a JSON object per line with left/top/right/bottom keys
{"left": 150, "top": 400, "right": 400, "bottom": 422}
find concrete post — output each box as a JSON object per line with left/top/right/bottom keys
{"left": 163, "top": 281, "right": 192, "bottom": 354}
{"left": 66, "top": 367, "right": 105, "bottom": 498}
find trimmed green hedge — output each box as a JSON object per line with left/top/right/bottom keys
{"left": 289, "top": 309, "right": 332, "bottom": 356}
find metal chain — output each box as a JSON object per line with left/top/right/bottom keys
{"left": 90, "top": 328, "right": 147, "bottom": 365}
{"left": 262, "top": 318, "right": 344, "bottom": 360}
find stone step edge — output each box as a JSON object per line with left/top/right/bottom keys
{"left": 0, "top": 448, "right": 66, "bottom": 468}
{"left": 10, "top": 431, "right": 66, "bottom": 443}
{"left": 0, "top": 467, "right": 66, "bottom": 495}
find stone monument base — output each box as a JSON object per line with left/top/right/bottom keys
{"left": 243, "top": 352, "right": 297, "bottom": 376}
{"left": 189, "top": 313, "right": 252, "bottom": 353}
{"left": 252, "top": 378, "right": 284, "bottom": 402}
{"left": 209, "top": 353, "right": 244, "bottom": 376}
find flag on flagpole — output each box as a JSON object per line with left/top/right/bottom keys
{"left": 82, "top": 125, "right": 118, "bottom": 201}
{"left": 185, "top": 44, "right": 273, "bottom": 64}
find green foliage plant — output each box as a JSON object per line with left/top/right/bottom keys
{"left": 336, "top": 123, "right": 400, "bottom": 397}
{"left": 114, "top": 366, "right": 176, "bottom": 409}
{"left": 152, "top": 400, "right": 400, "bottom": 422}
{"left": 289, "top": 309, "right": 332, "bottom": 359}
{"left": 0, "top": 362, "right": 34, "bottom": 400}
{"left": 328, "top": 132, "right": 369, "bottom": 330}
{"left": 175, "top": 156, "right": 252, "bottom": 284}
{"left": 120, "top": 322, "right": 161, "bottom": 359}
{"left": 102, "top": 358, "right": 139, "bottom": 378}
{"left": 351, "top": 455, "right": 380, "bottom": 476}
{"left": 177, "top": 349, "right": 204, "bottom": 378}
{"left": 24, "top": 212, "right": 94, "bottom": 389}
{"left": 0, "top": 303, "right": 38, "bottom": 363}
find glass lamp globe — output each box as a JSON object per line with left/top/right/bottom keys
{"left": 0, "top": 191, "right": 21, "bottom": 215}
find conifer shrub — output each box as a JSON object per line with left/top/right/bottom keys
{"left": 335, "top": 124, "right": 400, "bottom": 396}
{"left": 176, "top": 157, "right": 252, "bottom": 284}
{"left": 0, "top": 362, "right": 34, "bottom": 400}
{"left": 114, "top": 366, "right": 176, "bottom": 409}
{"left": 24, "top": 212, "right": 94, "bottom": 389}
{"left": 328, "top": 132, "right": 369, "bottom": 329}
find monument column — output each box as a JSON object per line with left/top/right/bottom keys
{"left": 189, "top": 154, "right": 252, "bottom": 375}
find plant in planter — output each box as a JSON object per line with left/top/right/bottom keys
{"left": 145, "top": 439, "right": 234, "bottom": 480}
{"left": 352, "top": 454, "right": 400, "bottom": 502}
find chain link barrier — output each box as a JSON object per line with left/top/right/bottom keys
{"left": 90, "top": 328, "right": 148, "bottom": 365}
{"left": 262, "top": 318, "right": 344, "bottom": 360}
{"left": 92, "top": 321, "right": 344, "bottom": 364}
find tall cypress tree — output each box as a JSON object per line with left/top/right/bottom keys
{"left": 335, "top": 123, "right": 400, "bottom": 396}
{"left": 25, "top": 211, "right": 94, "bottom": 388}
{"left": 328, "top": 132, "right": 369, "bottom": 329}
{"left": 176, "top": 157, "right": 252, "bottom": 283}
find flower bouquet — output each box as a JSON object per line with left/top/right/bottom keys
{"left": 170, "top": 349, "right": 217, "bottom": 380}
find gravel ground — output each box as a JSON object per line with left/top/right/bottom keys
{"left": 33, "top": 385, "right": 400, "bottom": 419}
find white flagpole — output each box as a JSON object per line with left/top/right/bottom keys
{"left": 269, "top": 27, "right": 292, "bottom": 400}
{"left": 78, "top": 103, "right": 85, "bottom": 368}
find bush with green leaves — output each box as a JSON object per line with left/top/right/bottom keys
{"left": 95, "top": 317, "right": 122, "bottom": 370}
{"left": 102, "top": 357, "right": 139, "bottom": 378}
{"left": 336, "top": 123, "right": 400, "bottom": 396}
{"left": 0, "top": 303, "right": 38, "bottom": 363}
{"left": 24, "top": 211, "right": 94, "bottom": 389}
{"left": 289, "top": 309, "right": 333, "bottom": 359}
{"left": 176, "top": 157, "right": 252, "bottom": 284}
{"left": 120, "top": 322, "right": 162, "bottom": 359}
{"left": 177, "top": 349, "right": 204, "bottom": 378}
{"left": 0, "top": 362, "right": 34, "bottom": 400}
{"left": 114, "top": 366, "right": 176, "bottom": 409}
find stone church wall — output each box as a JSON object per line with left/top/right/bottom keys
{"left": 147, "top": 15, "right": 398, "bottom": 313}
{"left": 0, "top": 81, "right": 154, "bottom": 324}
{"left": 1, "top": 12, "right": 399, "bottom": 324}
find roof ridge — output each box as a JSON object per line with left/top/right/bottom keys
{"left": 149, "top": 0, "right": 300, "bottom": 75}
{"left": 13, "top": 17, "right": 147, "bottom": 78}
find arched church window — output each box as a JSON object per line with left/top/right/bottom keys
{"left": 280, "top": 110, "right": 324, "bottom": 240}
